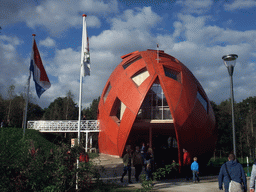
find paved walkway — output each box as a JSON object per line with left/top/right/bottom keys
{"left": 92, "top": 153, "right": 250, "bottom": 191}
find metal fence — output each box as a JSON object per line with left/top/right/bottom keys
{"left": 27, "top": 120, "right": 99, "bottom": 133}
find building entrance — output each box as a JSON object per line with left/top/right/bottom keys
{"left": 125, "top": 125, "right": 178, "bottom": 168}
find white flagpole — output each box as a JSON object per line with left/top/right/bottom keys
{"left": 76, "top": 13, "right": 88, "bottom": 190}
{"left": 76, "top": 64, "right": 82, "bottom": 190}
{"left": 78, "top": 14, "right": 88, "bottom": 145}
{"left": 23, "top": 34, "right": 35, "bottom": 138}
{"left": 77, "top": 64, "right": 83, "bottom": 145}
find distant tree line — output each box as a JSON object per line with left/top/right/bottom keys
{"left": 1, "top": 85, "right": 256, "bottom": 158}
{"left": 0, "top": 85, "right": 100, "bottom": 128}
{"left": 212, "top": 96, "right": 256, "bottom": 159}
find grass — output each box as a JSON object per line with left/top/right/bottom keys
{"left": 0, "top": 128, "right": 56, "bottom": 165}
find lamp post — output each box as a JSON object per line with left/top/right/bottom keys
{"left": 222, "top": 54, "right": 238, "bottom": 157}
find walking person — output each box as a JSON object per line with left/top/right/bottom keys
{"left": 133, "top": 146, "right": 143, "bottom": 182}
{"left": 218, "top": 154, "right": 247, "bottom": 192}
{"left": 183, "top": 148, "right": 191, "bottom": 180}
{"left": 191, "top": 157, "right": 200, "bottom": 183}
{"left": 141, "top": 143, "right": 146, "bottom": 161}
{"left": 249, "top": 159, "right": 256, "bottom": 192}
{"left": 120, "top": 148, "right": 132, "bottom": 184}
{"left": 145, "top": 148, "right": 154, "bottom": 181}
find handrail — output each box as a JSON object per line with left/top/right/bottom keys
{"left": 27, "top": 120, "right": 99, "bottom": 133}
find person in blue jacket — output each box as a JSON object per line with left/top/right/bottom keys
{"left": 191, "top": 157, "right": 200, "bottom": 182}
{"left": 218, "top": 154, "right": 247, "bottom": 192}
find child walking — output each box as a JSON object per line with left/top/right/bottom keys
{"left": 191, "top": 157, "right": 200, "bottom": 183}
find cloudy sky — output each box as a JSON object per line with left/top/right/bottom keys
{"left": 1, "top": 0, "right": 256, "bottom": 109}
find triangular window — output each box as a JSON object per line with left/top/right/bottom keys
{"left": 110, "top": 97, "right": 126, "bottom": 124}
{"left": 137, "top": 79, "right": 172, "bottom": 120}
{"left": 131, "top": 67, "right": 150, "bottom": 86}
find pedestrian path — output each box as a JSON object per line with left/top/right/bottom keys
{"left": 153, "top": 176, "right": 220, "bottom": 191}
{"left": 92, "top": 153, "right": 250, "bottom": 191}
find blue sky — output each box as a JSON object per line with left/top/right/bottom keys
{"left": 1, "top": 0, "right": 256, "bottom": 109}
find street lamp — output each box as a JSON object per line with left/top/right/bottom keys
{"left": 222, "top": 54, "right": 238, "bottom": 157}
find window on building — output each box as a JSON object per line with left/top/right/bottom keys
{"left": 123, "top": 55, "right": 142, "bottom": 69}
{"left": 103, "top": 82, "right": 111, "bottom": 103}
{"left": 110, "top": 97, "right": 126, "bottom": 124}
{"left": 131, "top": 67, "right": 150, "bottom": 86}
{"left": 197, "top": 91, "right": 208, "bottom": 112}
{"left": 163, "top": 66, "right": 181, "bottom": 83}
{"left": 137, "top": 81, "right": 172, "bottom": 120}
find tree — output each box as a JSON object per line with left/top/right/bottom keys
{"left": 212, "top": 97, "right": 256, "bottom": 159}
{"left": 6, "top": 85, "right": 15, "bottom": 125}
{"left": 82, "top": 97, "right": 100, "bottom": 120}
{"left": 43, "top": 94, "right": 78, "bottom": 120}
{"left": 27, "top": 103, "right": 44, "bottom": 121}
{"left": 0, "top": 94, "right": 5, "bottom": 124}
{"left": 10, "top": 95, "right": 25, "bottom": 127}
{"left": 64, "top": 91, "right": 77, "bottom": 120}
{"left": 213, "top": 99, "right": 233, "bottom": 154}
{"left": 236, "top": 97, "right": 256, "bottom": 158}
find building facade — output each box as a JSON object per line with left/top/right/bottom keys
{"left": 98, "top": 49, "right": 217, "bottom": 167}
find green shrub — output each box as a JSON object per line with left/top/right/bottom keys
{"left": 153, "top": 163, "right": 179, "bottom": 180}
{"left": 0, "top": 128, "right": 101, "bottom": 191}
{"left": 140, "top": 174, "right": 154, "bottom": 191}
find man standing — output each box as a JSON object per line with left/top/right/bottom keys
{"left": 183, "top": 148, "right": 191, "bottom": 180}
{"left": 218, "top": 154, "right": 247, "bottom": 192}
{"left": 133, "top": 146, "right": 143, "bottom": 182}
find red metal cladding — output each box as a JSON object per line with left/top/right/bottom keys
{"left": 98, "top": 49, "right": 217, "bottom": 166}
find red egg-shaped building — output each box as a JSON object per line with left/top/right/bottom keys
{"left": 98, "top": 49, "right": 217, "bottom": 167}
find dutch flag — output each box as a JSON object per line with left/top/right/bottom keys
{"left": 30, "top": 38, "right": 51, "bottom": 98}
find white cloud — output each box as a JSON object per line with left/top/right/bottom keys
{"left": 224, "top": 0, "right": 256, "bottom": 11}
{"left": 177, "top": 0, "right": 213, "bottom": 14}
{"left": 1, "top": 0, "right": 117, "bottom": 34}
{"left": 39, "top": 37, "right": 56, "bottom": 47}
{"left": 0, "top": 35, "right": 23, "bottom": 45}
{"left": 111, "top": 7, "right": 162, "bottom": 31}
{"left": 0, "top": 35, "right": 27, "bottom": 98}
{"left": 34, "top": 47, "right": 119, "bottom": 108}
{"left": 91, "top": 7, "right": 162, "bottom": 56}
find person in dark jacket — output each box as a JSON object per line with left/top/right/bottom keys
{"left": 218, "top": 154, "right": 247, "bottom": 192}
{"left": 133, "top": 146, "right": 143, "bottom": 182}
{"left": 145, "top": 148, "right": 154, "bottom": 181}
{"left": 120, "top": 148, "right": 132, "bottom": 183}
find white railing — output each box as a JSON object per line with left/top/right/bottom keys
{"left": 27, "top": 120, "right": 99, "bottom": 133}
